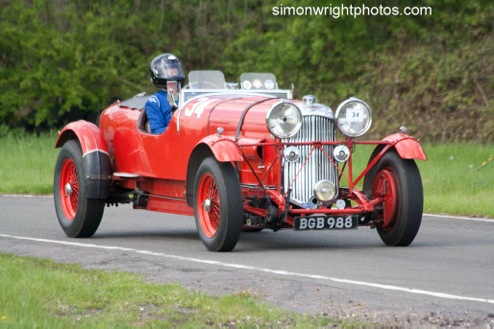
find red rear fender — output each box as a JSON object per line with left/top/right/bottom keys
{"left": 55, "top": 120, "right": 109, "bottom": 155}
{"left": 55, "top": 120, "right": 111, "bottom": 199}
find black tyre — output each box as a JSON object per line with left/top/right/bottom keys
{"left": 54, "top": 140, "right": 105, "bottom": 237}
{"left": 193, "top": 157, "right": 243, "bottom": 251}
{"left": 364, "top": 151, "right": 423, "bottom": 246}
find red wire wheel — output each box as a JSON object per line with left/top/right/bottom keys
{"left": 59, "top": 158, "right": 79, "bottom": 220}
{"left": 364, "top": 151, "right": 424, "bottom": 246}
{"left": 372, "top": 167, "right": 398, "bottom": 231}
{"left": 193, "top": 157, "right": 243, "bottom": 252}
{"left": 196, "top": 173, "right": 220, "bottom": 238}
{"left": 54, "top": 140, "right": 105, "bottom": 238}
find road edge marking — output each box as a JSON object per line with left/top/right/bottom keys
{"left": 1, "top": 233, "right": 493, "bottom": 305}
{"left": 423, "top": 213, "right": 494, "bottom": 222}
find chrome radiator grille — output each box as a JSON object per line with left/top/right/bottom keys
{"left": 283, "top": 115, "right": 337, "bottom": 207}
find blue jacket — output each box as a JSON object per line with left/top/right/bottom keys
{"left": 145, "top": 90, "right": 172, "bottom": 134}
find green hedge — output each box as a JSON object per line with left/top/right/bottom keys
{"left": 1, "top": 0, "right": 493, "bottom": 142}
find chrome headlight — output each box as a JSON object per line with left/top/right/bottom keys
{"left": 266, "top": 102, "right": 302, "bottom": 139}
{"left": 335, "top": 98, "right": 372, "bottom": 137}
{"left": 314, "top": 180, "right": 336, "bottom": 202}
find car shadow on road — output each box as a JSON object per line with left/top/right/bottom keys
{"left": 92, "top": 229, "right": 199, "bottom": 241}
{"left": 235, "top": 230, "right": 387, "bottom": 252}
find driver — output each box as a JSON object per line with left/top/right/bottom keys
{"left": 146, "top": 53, "right": 185, "bottom": 134}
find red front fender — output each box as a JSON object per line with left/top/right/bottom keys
{"left": 185, "top": 135, "right": 263, "bottom": 207}
{"left": 354, "top": 133, "right": 426, "bottom": 195}
{"left": 195, "top": 135, "right": 265, "bottom": 163}
{"left": 382, "top": 133, "right": 427, "bottom": 160}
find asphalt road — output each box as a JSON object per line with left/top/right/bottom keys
{"left": 1, "top": 195, "right": 493, "bottom": 327}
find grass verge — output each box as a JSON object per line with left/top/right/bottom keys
{"left": 0, "top": 132, "right": 492, "bottom": 218}
{"left": 417, "top": 144, "right": 494, "bottom": 218}
{"left": 0, "top": 253, "right": 345, "bottom": 328}
{"left": 327, "top": 142, "right": 493, "bottom": 218}
{"left": 0, "top": 131, "right": 58, "bottom": 195}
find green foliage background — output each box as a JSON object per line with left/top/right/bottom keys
{"left": 1, "top": 0, "right": 493, "bottom": 142}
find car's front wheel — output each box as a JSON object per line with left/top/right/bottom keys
{"left": 193, "top": 157, "right": 243, "bottom": 251}
{"left": 365, "top": 151, "right": 423, "bottom": 246}
{"left": 54, "top": 140, "right": 105, "bottom": 238}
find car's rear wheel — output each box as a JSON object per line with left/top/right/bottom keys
{"left": 365, "top": 151, "right": 423, "bottom": 246}
{"left": 54, "top": 140, "right": 105, "bottom": 238}
{"left": 193, "top": 157, "right": 243, "bottom": 251}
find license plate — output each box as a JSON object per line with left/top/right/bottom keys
{"left": 294, "top": 216, "right": 358, "bottom": 231}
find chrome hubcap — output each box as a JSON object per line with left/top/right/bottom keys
{"left": 65, "top": 183, "right": 73, "bottom": 196}
{"left": 203, "top": 199, "right": 211, "bottom": 212}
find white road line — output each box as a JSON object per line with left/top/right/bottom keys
{"left": 0, "top": 194, "right": 53, "bottom": 199}
{"left": 423, "top": 213, "right": 494, "bottom": 223}
{"left": 1, "top": 233, "right": 493, "bottom": 305}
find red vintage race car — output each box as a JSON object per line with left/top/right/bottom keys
{"left": 54, "top": 71, "right": 427, "bottom": 251}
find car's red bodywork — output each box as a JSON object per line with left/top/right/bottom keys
{"left": 54, "top": 71, "right": 426, "bottom": 251}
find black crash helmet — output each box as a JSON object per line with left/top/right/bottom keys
{"left": 149, "top": 53, "right": 185, "bottom": 88}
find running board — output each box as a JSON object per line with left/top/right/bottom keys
{"left": 113, "top": 172, "right": 140, "bottom": 179}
